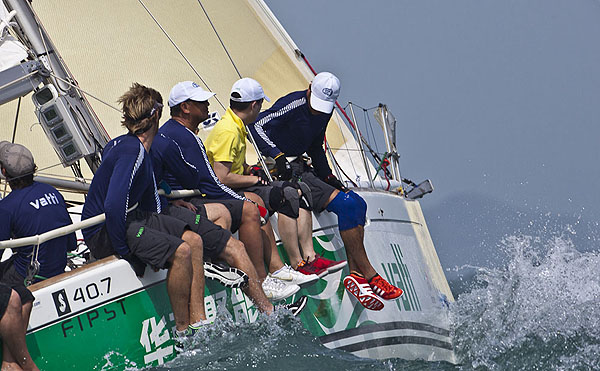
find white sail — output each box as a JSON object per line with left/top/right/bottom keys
{"left": 0, "top": 0, "right": 368, "bottom": 182}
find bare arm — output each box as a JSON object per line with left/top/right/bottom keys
{"left": 213, "top": 161, "right": 262, "bottom": 188}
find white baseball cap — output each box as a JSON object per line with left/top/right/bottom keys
{"left": 310, "top": 72, "right": 340, "bottom": 114}
{"left": 168, "top": 81, "right": 216, "bottom": 107}
{"left": 230, "top": 78, "right": 270, "bottom": 103}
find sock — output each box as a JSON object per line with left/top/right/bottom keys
{"left": 350, "top": 270, "right": 364, "bottom": 278}
{"left": 367, "top": 273, "right": 380, "bottom": 283}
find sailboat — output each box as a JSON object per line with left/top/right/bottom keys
{"left": 0, "top": 0, "right": 456, "bottom": 368}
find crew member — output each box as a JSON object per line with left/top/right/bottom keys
{"left": 0, "top": 142, "right": 76, "bottom": 284}
{"left": 151, "top": 81, "right": 300, "bottom": 301}
{"left": 205, "top": 78, "right": 345, "bottom": 282}
{"left": 248, "top": 72, "right": 403, "bottom": 311}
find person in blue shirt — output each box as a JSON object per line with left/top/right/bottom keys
{"left": 0, "top": 142, "right": 46, "bottom": 371}
{"left": 81, "top": 83, "right": 238, "bottom": 342}
{"left": 248, "top": 72, "right": 403, "bottom": 311}
{"left": 0, "top": 142, "right": 76, "bottom": 286}
{"left": 82, "top": 84, "right": 297, "bottom": 344}
{"left": 151, "top": 81, "right": 301, "bottom": 301}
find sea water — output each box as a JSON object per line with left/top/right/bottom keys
{"left": 106, "top": 233, "right": 599, "bottom": 370}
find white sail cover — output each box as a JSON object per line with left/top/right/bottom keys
{"left": 0, "top": 4, "right": 28, "bottom": 71}
{"left": 0, "top": 0, "right": 369, "bottom": 184}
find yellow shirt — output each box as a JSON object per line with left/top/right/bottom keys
{"left": 205, "top": 108, "right": 247, "bottom": 175}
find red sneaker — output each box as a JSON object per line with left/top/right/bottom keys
{"left": 311, "top": 254, "right": 347, "bottom": 274}
{"left": 296, "top": 259, "right": 327, "bottom": 278}
{"left": 369, "top": 274, "right": 403, "bottom": 300}
{"left": 343, "top": 273, "right": 384, "bottom": 311}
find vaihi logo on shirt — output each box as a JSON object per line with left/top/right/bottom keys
{"left": 29, "top": 193, "right": 60, "bottom": 209}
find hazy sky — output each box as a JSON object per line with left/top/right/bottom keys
{"left": 265, "top": 0, "right": 600, "bottom": 222}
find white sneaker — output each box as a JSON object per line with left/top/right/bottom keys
{"left": 262, "top": 275, "right": 300, "bottom": 301}
{"left": 271, "top": 265, "right": 319, "bottom": 288}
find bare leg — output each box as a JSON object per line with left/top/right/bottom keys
{"left": 340, "top": 225, "right": 376, "bottom": 278}
{"left": 181, "top": 230, "right": 206, "bottom": 324}
{"left": 20, "top": 301, "right": 32, "bottom": 333}
{"left": 0, "top": 290, "right": 38, "bottom": 371}
{"left": 277, "top": 214, "right": 303, "bottom": 268}
{"left": 218, "top": 237, "right": 274, "bottom": 313}
{"left": 166, "top": 243, "right": 193, "bottom": 331}
{"left": 297, "top": 208, "right": 316, "bottom": 263}
{"left": 323, "top": 190, "right": 375, "bottom": 278}
{"left": 204, "top": 203, "right": 232, "bottom": 230}
{"left": 238, "top": 197, "right": 268, "bottom": 278}
{"left": 242, "top": 192, "right": 284, "bottom": 276}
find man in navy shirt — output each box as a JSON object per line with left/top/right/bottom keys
{"left": 0, "top": 142, "right": 76, "bottom": 285}
{"left": 249, "top": 72, "right": 403, "bottom": 311}
{"left": 151, "top": 81, "right": 301, "bottom": 301}
{"left": 0, "top": 142, "right": 46, "bottom": 370}
{"left": 82, "top": 83, "right": 254, "bottom": 345}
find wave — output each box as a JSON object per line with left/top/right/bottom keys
{"left": 451, "top": 234, "right": 600, "bottom": 370}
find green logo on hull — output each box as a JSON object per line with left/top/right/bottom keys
{"left": 381, "top": 243, "right": 421, "bottom": 311}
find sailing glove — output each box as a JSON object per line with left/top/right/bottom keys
{"left": 249, "top": 165, "right": 270, "bottom": 186}
{"left": 324, "top": 174, "right": 349, "bottom": 193}
{"left": 274, "top": 153, "right": 293, "bottom": 181}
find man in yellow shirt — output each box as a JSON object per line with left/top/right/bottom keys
{"left": 206, "top": 78, "right": 346, "bottom": 283}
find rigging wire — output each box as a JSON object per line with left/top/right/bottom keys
{"left": 11, "top": 97, "right": 21, "bottom": 143}
{"left": 49, "top": 73, "right": 121, "bottom": 114}
{"left": 137, "top": 0, "right": 226, "bottom": 110}
{"left": 196, "top": 0, "right": 242, "bottom": 79}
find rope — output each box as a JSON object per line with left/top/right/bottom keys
{"left": 137, "top": 0, "right": 226, "bottom": 110}
{"left": 197, "top": 0, "right": 242, "bottom": 79}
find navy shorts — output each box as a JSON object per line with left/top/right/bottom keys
{"left": 189, "top": 198, "right": 244, "bottom": 233}
{"left": 164, "top": 205, "right": 230, "bottom": 259}
{"left": 87, "top": 210, "right": 186, "bottom": 271}
{"left": 289, "top": 160, "right": 336, "bottom": 212}
{"left": 0, "top": 283, "right": 12, "bottom": 319}
{"left": 0, "top": 256, "right": 35, "bottom": 304}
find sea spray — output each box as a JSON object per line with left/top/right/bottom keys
{"left": 451, "top": 234, "right": 600, "bottom": 370}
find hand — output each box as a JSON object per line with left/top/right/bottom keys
{"left": 324, "top": 174, "right": 349, "bottom": 193}
{"left": 249, "top": 165, "right": 270, "bottom": 185}
{"left": 274, "top": 154, "right": 293, "bottom": 181}
{"left": 171, "top": 199, "right": 198, "bottom": 212}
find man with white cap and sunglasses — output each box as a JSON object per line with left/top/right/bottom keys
{"left": 151, "top": 81, "right": 307, "bottom": 302}
{"left": 248, "top": 72, "right": 404, "bottom": 311}
{"left": 205, "top": 77, "right": 345, "bottom": 285}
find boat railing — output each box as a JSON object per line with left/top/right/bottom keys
{"left": 0, "top": 188, "right": 203, "bottom": 250}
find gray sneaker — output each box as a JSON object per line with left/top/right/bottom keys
{"left": 270, "top": 265, "right": 319, "bottom": 288}
{"left": 262, "top": 275, "right": 300, "bottom": 301}
{"left": 204, "top": 262, "right": 248, "bottom": 288}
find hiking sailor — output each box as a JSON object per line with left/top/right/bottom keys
{"left": 205, "top": 78, "right": 346, "bottom": 281}
{"left": 81, "top": 84, "right": 306, "bottom": 349}
{"left": 0, "top": 141, "right": 77, "bottom": 284}
{"left": 151, "top": 81, "right": 301, "bottom": 301}
{"left": 248, "top": 72, "right": 403, "bottom": 310}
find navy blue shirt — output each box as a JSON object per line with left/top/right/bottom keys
{"left": 82, "top": 134, "right": 161, "bottom": 256}
{"left": 0, "top": 181, "right": 76, "bottom": 279}
{"left": 154, "top": 119, "right": 246, "bottom": 201}
{"left": 249, "top": 90, "right": 333, "bottom": 179}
